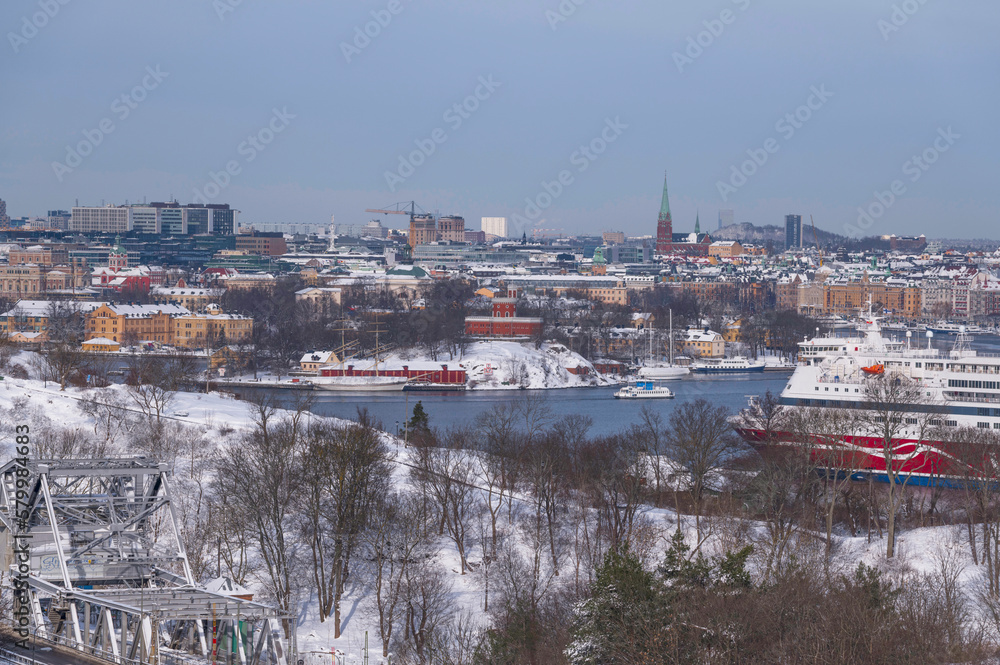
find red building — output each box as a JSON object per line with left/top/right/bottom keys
{"left": 654, "top": 176, "right": 712, "bottom": 256}
{"left": 465, "top": 288, "right": 544, "bottom": 338}
{"left": 91, "top": 236, "right": 152, "bottom": 294}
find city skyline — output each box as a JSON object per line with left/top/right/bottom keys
{"left": 2, "top": 1, "right": 997, "bottom": 239}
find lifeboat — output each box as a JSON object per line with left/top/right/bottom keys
{"left": 861, "top": 363, "right": 884, "bottom": 375}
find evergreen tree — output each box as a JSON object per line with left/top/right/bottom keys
{"left": 565, "top": 547, "right": 668, "bottom": 665}
{"left": 407, "top": 401, "right": 430, "bottom": 436}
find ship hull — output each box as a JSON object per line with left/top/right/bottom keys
{"left": 637, "top": 366, "right": 690, "bottom": 380}
{"left": 736, "top": 427, "right": 993, "bottom": 488}
{"left": 311, "top": 378, "right": 407, "bottom": 391}
{"left": 692, "top": 364, "right": 766, "bottom": 374}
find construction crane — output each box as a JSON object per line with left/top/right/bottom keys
{"left": 365, "top": 200, "right": 426, "bottom": 225}
{"left": 810, "top": 215, "right": 823, "bottom": 267}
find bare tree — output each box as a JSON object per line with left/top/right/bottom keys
{"left": 412, "top": 431, "right": 480, "bottom": 575}
{"left": 79, "top": 388, "right": 139, "bottom": 449}
{"left": 42, "top": 301, "right": 85, "bottom": 390}
{"left": 859, "top": 374, "right": 933, "bottom": 558}
{"left": 213, "top": 418, "right": 302, "bottom": 622}
{"left": 630, "top": 406, "right": 668, "bottom": 502}
{"left": 366, "top": 492, "right": 431, "bottom": 658}
{"left": 397, "top": 555, "right": 455, "bottom": 664}
{"left": 125, "top": 355, "right": 195, "bottom": 421}
{"left": 667, "top": 398, "right": 742, "bottom": 540}
{"left": 300, "top": 414, "right": 392, "bottom": 635}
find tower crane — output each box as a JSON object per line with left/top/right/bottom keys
{"left": 365, "top": 200, "right": 427, "bottom": 225}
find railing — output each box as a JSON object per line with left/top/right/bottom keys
{"left": 0, "top": 647, "right": 44, "bottom": 665}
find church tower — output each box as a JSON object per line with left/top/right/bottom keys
{"left": 108, "top": 236, "right": 128, "bottom": 272}
{"left": 655, "top": 174, "right": 673, "bottom": 254}
{"left": 694, "top": 211, "right": 701, "bottom": 235}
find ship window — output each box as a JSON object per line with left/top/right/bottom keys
{"left": 979, "top": 408, "right": 990, "bottom": 416}
{"left": 825, "top": 387, "right": 829, "bottom": 391}
{"left": 815, "top": 386, "right": 819, "bottom": 391}
{"left": 915, "top": 362, "right": 922, "bottom": 368}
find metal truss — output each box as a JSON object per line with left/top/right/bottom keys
{"left": 1, "top": 458, "right": 291, "bottom": 665}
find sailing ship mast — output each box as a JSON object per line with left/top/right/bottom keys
{"left": 669, "top": 309, "right": 674, "bottom": 366}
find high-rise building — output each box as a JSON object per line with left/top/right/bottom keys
{"left": 719, "top": 209, "right": 734, "bottom": 230}
{"left": 185, "top": 206, "right": 210, "bottom": 234}
{"left": 207, "top": 204, "right": 236, "bottom": 234}
{"left": 438, "top": 215, "right": 466, "bottom": 242}
{"left": 408, "top": 214, "right": 438, "bottom": 248}
{"left": 130, "top": 206, "right": 159, "bottom": 234}
{"left": 481, "top": 216, "right": 507, "bottom": 238}
{"left": 655, "top": 175, "right": 673, "bottom": 254}
{"left": 0, "top": 199, "right": 10, "bottom": 225}
{"left": 785, "top": 214, "right": 802, "bottom": 249}
{"left": 602, "top": 231, "right": 626, "bottom": 245}
{"left": 71, "top": 205, "right": 132, "bottom": 233}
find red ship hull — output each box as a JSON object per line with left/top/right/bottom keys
{"left": 736, "top": 427, "right": 996, "bottom": 488}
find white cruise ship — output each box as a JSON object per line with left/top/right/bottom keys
{"left": 738, "top": 316, "right": 1000, "bottom": 486}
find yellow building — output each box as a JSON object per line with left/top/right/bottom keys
{"left": 173, "top": 312, "right": 253, "bottom": 348}
{"left": 86, "top": 303, "right": 188, "bottom": 344}
{"left": 150, "top": 286, "right": 223, "bottom": 311}
{"left": 299, "top": 350, "right": 340, "bottom": 372}
{"left": 82, "top": 337, "right": 120, "bottom": 352}
{"left": 680, "top": 328, "right": 725, "bottom": 358}
{"left": 708, "top": 240, "right": 744, "bottom": 258}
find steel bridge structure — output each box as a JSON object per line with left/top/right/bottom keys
{"left": 0, "top": 458, "right": 291, "bottom": 665}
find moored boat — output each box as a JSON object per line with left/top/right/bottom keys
{"left": 691, "top": 356, "right": 766, "bottom": 374}
{"left": 310, "top": 376, "right": 408, "bottom": 391}
{"left": 736, "top": 313, "right": 1000, "bottom": 487}
{"left": 614, "top": 380, "right": 675, "bottom": 399}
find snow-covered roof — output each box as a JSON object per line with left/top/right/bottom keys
{"left": 1, "top": 300, "right": 108, "bottom": 317}
{"left": 83, "top": 337, "right": 119, "bottom": 346}
{"left": 683, "top": 328, "right": 722, "bottom": 342}
{"left": 300, "top": 350, "right": 338, "bottom": 364}
{"left": 104, "top": 303, "right": 190, "bottom": 318}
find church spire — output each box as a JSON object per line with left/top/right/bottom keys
{"left": 694, "top": 211, "right": 700, "bottom": 234}
{"left": 659, "top": 173, "right": 671, "bottom": 218}
{"left": 655, "top": 172, "right": 673, "bottom": 254}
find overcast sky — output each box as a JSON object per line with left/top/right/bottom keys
{"left": 1, "top": 1, "right": 997, "bottom": 239}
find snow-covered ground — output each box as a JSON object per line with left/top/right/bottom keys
{"left": 1, "top": 372, "right": 994, "bottom": 663}
{"left": 374, "top": 340, "right": 614, "bottom": 390}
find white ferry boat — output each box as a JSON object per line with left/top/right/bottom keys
{"left": 738, "top": 316, "right": 1000, "bottom": 486}
{"left": 614, "top": 380, "right": 675, "bottom": 399}
{"left": 691, "top": 356, "right": 766, "bottom": 374}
